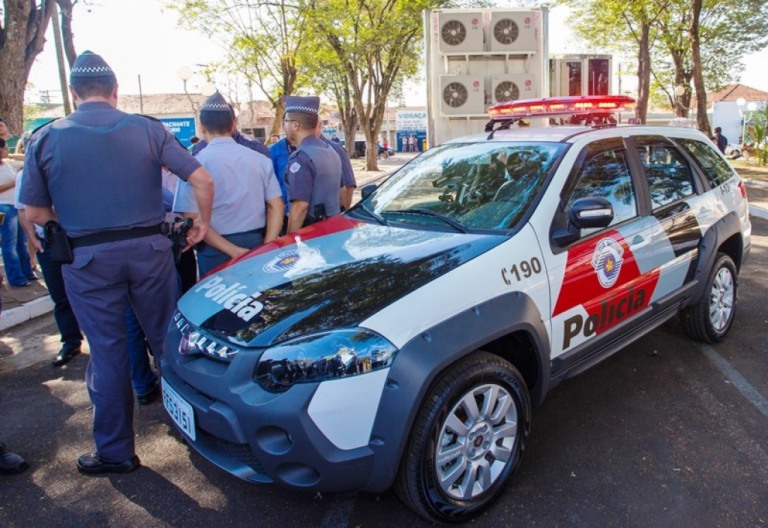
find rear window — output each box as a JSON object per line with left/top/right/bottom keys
{"left": 677, "top": 138, "right": 735, "bottom": 188}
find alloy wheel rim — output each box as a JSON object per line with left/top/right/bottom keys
{"left": 709, "top": 267, "right": 734, "bottom": 332}
{"left": 434, "top": 383, "right": 518, "bottom": 500}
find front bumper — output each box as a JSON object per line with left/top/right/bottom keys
{"left": 160, "top": 323, "right": 377, "bottom": 492}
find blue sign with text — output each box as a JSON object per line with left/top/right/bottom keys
{"left": 160, "top": 117, "right": 196, "bottom": 147}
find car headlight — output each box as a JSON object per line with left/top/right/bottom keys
{"left": 253, "top": 329, "right": 398, "bottom": 392}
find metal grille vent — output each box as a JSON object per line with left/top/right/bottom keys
{"left": 495, "top": 81, "right": 520, "bottom": 102}
{"left": 443, "top": 82, "right": 469, "bottom": 108}
{"left": 441, "top": 20, "right": 467, "bottom": 46}
{"left": 493, "top": 18, "right": 519, "bottom": 45}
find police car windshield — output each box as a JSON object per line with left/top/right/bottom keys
{"left": 360, "top": 142, "right": 567, "bottom": 231}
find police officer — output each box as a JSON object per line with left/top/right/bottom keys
{"left": 282, "top": 96, "right": 342, "bottom": 232}
{"left": 175, "top": 92, "right": 284, "bottom": 276}
{"left": 315, "top": 121, "right": 357, "bottom": 210}
{"left": 190, "top": 115, "right": 271, "bottom": 160}
{"left": 20, "top": 51, "right": 214, "bottom": 475}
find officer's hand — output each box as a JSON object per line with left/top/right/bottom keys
{"left": 30, "top": 236, "right": 44, "bottom": 254}
{"left": 185, "top": 220, "right": 208, "bottom": 247}
{"left": 230, "top": 246, "right": 249, "bottom": 260}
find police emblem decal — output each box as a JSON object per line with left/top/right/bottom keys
{"left": 289, "top": 162, "right": 301, "bottom": 173}
{"left": 591, "top": 238, "right": 624, "bottom": 288}
{"left": 264, "top": 250, "right": 300, "bottom": 273}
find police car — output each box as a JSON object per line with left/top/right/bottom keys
{"left": 161, "top": 95, "right": 751, "bottom": 523}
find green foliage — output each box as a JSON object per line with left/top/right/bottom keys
{"left": 560, "top": 0, "right": 768, "bottom": 112}
{"left": 746, "top": 104, "right": 768, "bottom": 166}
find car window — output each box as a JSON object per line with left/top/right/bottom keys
{"left": 677, "top": 138, "right": 734, "bottom": 188}
{"left": 566, "top": 147, "right": 637, "bottom": 229}
{"left": 359, "top": 142, "right": 567, "bottom": 231}
{"left": 636, "top": 142, "right": 694, "bottom": 209}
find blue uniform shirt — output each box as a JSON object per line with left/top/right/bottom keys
{"left": 322, "top": 136, "right": 356, "bottom": 188}
{"left": 21, "top": 101, "right": 201, "bottom": 237}
{"left": 286, "top": 136, "right": 342, "bottom": 220}
{"left": 268, "top": 137, "right": 294, "bottom": 210}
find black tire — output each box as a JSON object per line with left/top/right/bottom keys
{"left": 681, "top": 252, "right": 738, "bottom": 343}
{"left": 394, "top": 352, "right": 531, "bottom": 523}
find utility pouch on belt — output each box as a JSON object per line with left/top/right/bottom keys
{"left": 44, "top": 221, "right": 74, "bottom": 264}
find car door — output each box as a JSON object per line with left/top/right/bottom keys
{"left": 547, "top": 137, "right": 663, "bottom": 374}
{"left": 630, "top": 135, "right": 703, "bottom": 303}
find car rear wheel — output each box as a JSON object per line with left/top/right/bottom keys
{"left": 681, "top": 252, "right": 738, "bottom": 343}
{"left": 395, "top": 352, "right": 530, "bottom": 523}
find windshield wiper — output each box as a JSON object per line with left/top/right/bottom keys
{"left": 357, "top": 202, "right": 388, "bottom": 226}
{"left": 386, "top": 208, "right": 469, "bottom": 233}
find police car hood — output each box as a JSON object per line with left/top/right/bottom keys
{"left": 177, "top": 216, "right": 503, "bottom": 347}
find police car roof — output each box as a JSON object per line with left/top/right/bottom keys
{"left": 444, "top": 124, "right": 711, "bottom": 145}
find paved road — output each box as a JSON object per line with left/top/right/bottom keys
{"left": 0, "top": 220, "right": 766, "bottom": 527}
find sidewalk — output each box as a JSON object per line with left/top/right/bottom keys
{"left": 0, "top": 152, "right": 416, "bottom": 332}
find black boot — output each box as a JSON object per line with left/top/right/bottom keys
{"left": 0, "top": 444, "right": 28, "bottom": 474}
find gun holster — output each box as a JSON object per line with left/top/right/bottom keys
{"left": 44, "top": 221, "right": 74, "bottom": 264}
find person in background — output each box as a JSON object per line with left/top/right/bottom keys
{"left": 21, "top": 50, "right": 213, "bottom": 475}
{"left": 0, "top": 137, "right": 36, "bottom": 287}
{"left": 0, "top": 118, "right": 20, "bottom": 153}
{"left": 268, "top": 134, "right": 280, "bottom": 145}
{"left": 714, "top": 127, "right": 728, "bottom": 154}
{"left": 175, "top": 91, "right": 283, "bottom": 276}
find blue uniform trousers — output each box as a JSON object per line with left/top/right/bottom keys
{"left": 125, "top": 307, "right": 158, "bottom": 397}
{"left": 36, "top": 248, "right": 83, "bottom": 348}
{"left": 196, "top": 230, "right": 264, "bottom": 278}
{"left": 63, "top": 234, "right": 179, "bottom": 462}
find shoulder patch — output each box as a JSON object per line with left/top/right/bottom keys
{"left": 289, "top": 162, "right": 302, "bottom": 174}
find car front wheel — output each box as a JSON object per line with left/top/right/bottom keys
{"left": 395, "top": 352, "right": 530, "bottom": 523}
{"left": 681, "top": 252, "right": 738, "bottom": 342}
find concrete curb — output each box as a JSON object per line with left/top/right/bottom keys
{"left": 0, "top": 294, "right": 54, "bottom": 332}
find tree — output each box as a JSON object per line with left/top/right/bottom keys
{"left": 651, "top": 0, "right": 768, "bottom": 118}
{"left": 165, "top": 0, "right": 311, "bottom": 137}
{"left": 0, "top": 1, "right": 58, "bottom": 133}
{"left": 562, "top": 0, "right": 671, "bottom": 124}
{"left": 689, "top": 0, "right": 710, "bottom": 134}
{"left": 309, "top": 0, "right": 446, "bottom": 171}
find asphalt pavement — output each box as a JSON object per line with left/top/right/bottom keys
{"left": 0, "top": 158, "right": 766, "bottom": 527}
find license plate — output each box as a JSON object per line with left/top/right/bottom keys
{"left": 162, "top": 378, "right": 196, "bottom": 441}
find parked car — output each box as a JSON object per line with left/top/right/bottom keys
{"left": 161, "top": 95, "right": 751, "bottom": 523}
{"left": 342, "top": 139, "right": 394, "bottom": 158}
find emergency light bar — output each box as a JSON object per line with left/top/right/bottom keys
{"left": 488, "top": 95, "right": 636, "bottom": 120}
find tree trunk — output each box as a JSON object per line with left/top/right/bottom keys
{"left": 690, "top": 0, "right": 711, "bottom": 135}
{"left": 57, "top": 0, "right": 78, "bottom": 67}
{"left": 0, "top": 1, "right": 56, "bottom": 133}
{"left": 270, "top": 97, "right": 285, "bottom": 139}
{"left": 52, "top": 2, "right": 73, "bottom": 115}
{"left": 635, "top": 23, "right": 651, "bottom": 124}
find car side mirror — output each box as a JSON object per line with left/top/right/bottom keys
{"left": 552, "top": 197, "right": 614, "bottom": 247}
{"left": 569, "top": 197, "right": 614, "bottom": 229}
{"left": 361, "top": 184, "right": 377, "bottom": 200}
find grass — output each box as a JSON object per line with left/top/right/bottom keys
{"left": 729, "top": 158, "right": 768, "bottom": 182}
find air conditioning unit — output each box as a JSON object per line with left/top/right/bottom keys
{"left": 438, "top": 12, "right": 485, "bottom": 54}
{"left": 440, "top": 75, "right": 486, "bottom": 116}
{"left": 489, "top": 11, "right": 538, "bottom": 53}
{"left": 491, "top": 74, "right": 538, "bottom": 104}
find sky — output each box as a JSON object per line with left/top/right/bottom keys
{"left": 26, "top": 0, "right": 768, "bottom": 105}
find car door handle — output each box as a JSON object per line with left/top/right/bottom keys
{"left": 630, "top": 235, "right": 649, "bottom": 252}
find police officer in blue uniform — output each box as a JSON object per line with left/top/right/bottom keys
{"left": 20, "top": 51, "right": 214, "bottom": 475}
{"left": 315, "top": 121, "right": 356, "bottom": 210}
{"left": 282, "top": 96, "right": 342, "bottom": 232}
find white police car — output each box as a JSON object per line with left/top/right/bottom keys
{"left": 161, "top": 95, "right": 751, "bottom": 522}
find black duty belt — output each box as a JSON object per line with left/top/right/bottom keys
{"left": 70, "top": 224, "right": 164, "bottom": 249}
